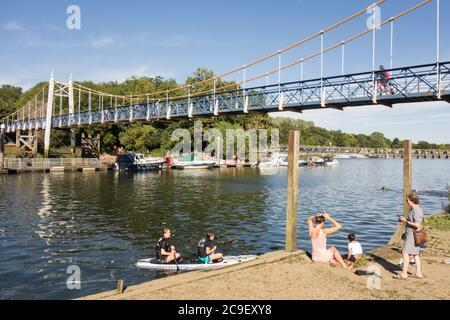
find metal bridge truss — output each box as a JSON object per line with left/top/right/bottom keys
{"left": 4, "top": 62, "right": 450, "bottom": 133}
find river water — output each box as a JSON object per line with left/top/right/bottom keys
{"left": 0, "top": 159, "right": 449, "bottom": 299}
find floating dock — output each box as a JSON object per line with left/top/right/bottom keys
{"left": 1, "top": 158, "right": 106, "bottom": 173}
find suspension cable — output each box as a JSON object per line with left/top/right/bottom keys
{"left": 28, "top": 0, "right": 388, "bottom": 105}
{"left": 125, "top": 0, "right": 388, "bottom": 99}
{"left": 169, "top": 0, "right": 433, "bottom": 101}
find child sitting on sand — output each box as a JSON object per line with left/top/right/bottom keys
{"left": 346, "top": 233, "right": 363, "bottom": 266}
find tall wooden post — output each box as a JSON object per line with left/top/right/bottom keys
{"left": 32, "top": 130, "right": 38, "bottom": 158}
{"left": 15, "top": 129, "right": 20, "bottom": 158}
{"left": 388, "top": 139, "right": 412, "bottom": 247}
{"left": 0, "top": 124, "right": 5, "bottom": 170}
{"left": 286, "top": 130, "right": 300, "bottom": 252}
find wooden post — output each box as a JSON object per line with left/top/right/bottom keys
{"left": 388, "top": 140, "right": 412, "bottom": 247}
{"left": 0, "top": 125, "right": 4, "bottom": 170}
{"left": 32, "top": 130, "right": 38, "bottom": 158}
{"left": 285, "top": 130, "right": 300, "bottom": 252}
{"left": 116, "top": 280, "right": 124, "bottom": 294}
{"left": 16, "top": 130, "right": 20, "bottom": 158}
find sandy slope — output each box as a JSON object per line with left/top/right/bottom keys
{"left": 81, "top": 224, "right": 450, "bottom": 300}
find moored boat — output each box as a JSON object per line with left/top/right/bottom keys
{"left": 350, "top": 153, "right": 369, "bottom": 159}
{"left": 334, "top": 153, "right": 352, "bottom": 159}
{"left": 115, "top": 152, "right": 165, "bottom": 171}
{"left": 307, "top": 156, "right": 325, "bottom": 167}
{"left": 324, "top": 157, "right": 340, "bottom": 167}
{"left": 171, "top": 160, "right": 216, "bottom": 170}
{"left": 278, "top": 156, "right": 308, "bottom": 167}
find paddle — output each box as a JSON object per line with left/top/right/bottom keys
{"left": 217, "top": 237, "right": 238, "bottom": 246}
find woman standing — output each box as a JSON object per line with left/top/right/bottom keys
{"left": 307, "top": 212, "right": 351, "bottom": 269}
{"left": 394, "top": 192, "right": 425, "bottom": 279}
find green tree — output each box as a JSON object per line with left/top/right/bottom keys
{"left": 369, "top": 132, "right": 388, "bottom": 148}
{"left": 391, "top": 137, "right": 402, "bottom": 148}
{"left": 185, "top": 68, "right": 236, "bottom": 95}
{"left": 0, "top": 85, "right": 22, "bottom": 119}
{"left": 305, "top": 136, "right": 320, "bottom": 146}
{"left": 356, "top": 134, "right": 370, "bottom": 147}
{"left": 119, "top": 124, "right": 158, "bottom": 152}
{"left": 416, "top": 141, "right": 431, "bottom": 149}
{"left": 343, "top": 133, "right": 357, "bottom": 147}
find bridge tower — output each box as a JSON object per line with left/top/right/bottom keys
{"left": 44, "top": 73, "right": 55, "bottom": 158}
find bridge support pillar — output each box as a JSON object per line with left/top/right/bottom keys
{"left": 44, "top": 73, "right": 55, "bottom": 158}
{"left": 81, "top": 132, "right": 100, "bottom": 158}
{"left": 285, "top": 130, "right": 299, "bottom": 252}
{"left": 15, "top": 129, "right": 39, "bottom": 158}
{"left": 389, "top": 140, "right": 412, "bottom": 247}
{"left": 70, "top": 129, "right": 76, "bottom": 154}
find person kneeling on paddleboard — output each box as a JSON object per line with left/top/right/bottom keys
{"left": 155, "top": 228, "right": 181, "bottom": 263}
{"left": 197, "top": 233, "right": 223, "bottom": 264}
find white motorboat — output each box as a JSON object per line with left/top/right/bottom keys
{"left": 306, "top": 156, "right": 325, "bottom": 166}
{"left": 257, "top": 152, "right": 286, "bottom": 168}
{"left": 279, "top": 157, "right": 308, "bottom": 167}
{"left": 350, "top": 154, "right": 369, "bottom": 159}
{"left": 324, "top": 158, "right": 340, "bottom": 167}
{"left": 334, "top": 153, "right": 352, "bottom": 159}
{"left": 258, "top": 158, "right": 281, "bottom": 167}
{"left": 171, "top": 160, "right": 216, "bottom": 169}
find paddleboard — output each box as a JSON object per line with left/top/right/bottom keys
{"left": 136, "top": 255, "right": 257, "bottom": 271}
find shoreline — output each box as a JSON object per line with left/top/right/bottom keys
{"left": 79, "top": 213, "right": 450, "bottom": 300}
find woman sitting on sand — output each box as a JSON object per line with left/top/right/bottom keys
{"left": 307, "top": 213, "right": 351, "bottom": 269}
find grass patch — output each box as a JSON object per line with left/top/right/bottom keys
{"left": 355, "top": 256, "right": 369, "bottom": 268}
{"left": 425, "top": 215, "right": 450, "bottom": 231}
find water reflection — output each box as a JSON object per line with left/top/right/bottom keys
{"left": 0, "top": 159, "right": 448, "bottom": 299}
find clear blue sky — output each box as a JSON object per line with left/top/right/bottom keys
{"left": 1, "top": 0, "right": 449, "bottom": 143}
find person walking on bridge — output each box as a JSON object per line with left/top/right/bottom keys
{"left": 377, "top": 65, "right": 394, "bottom": 95}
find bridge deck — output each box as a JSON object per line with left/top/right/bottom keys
{"left": 4, "top": 62, "right": 450, "bottom": 132}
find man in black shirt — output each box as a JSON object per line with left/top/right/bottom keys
{"left": 155, "top": 228, "right": 181, "bottom": 263}
{"left": 197, "top": 232, "right": 223, "bottom": 263}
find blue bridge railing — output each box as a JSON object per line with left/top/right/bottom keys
{"left": 4, "top": 62, "right": 450, "bottom": 133}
